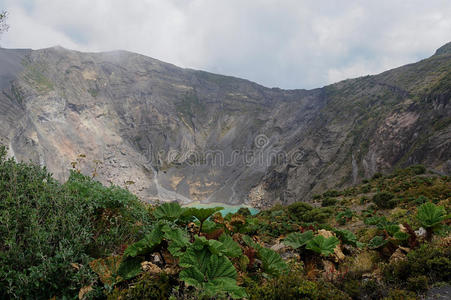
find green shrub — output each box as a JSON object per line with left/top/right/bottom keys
{"left": 360, "top": 184, "right": 371, "bottom": 193}
{"left": 416, "top": 202, "right": 447, "bottom": 228}
{"left": 323, "top": 190, "right": 341, "bottom": 197}
{"left": 321, "top": 197, "right": 338, "bottom": 207}
{"left": 312, "top": 194, "right": 322, "bottom": 200}
{"left": 407, "top": 275, "right": 428, "bottom": 292}
{"left": 341, "top": 280, "right": 360, "bottom": 298}
{"left": 409, "top": 164, "right": 426, "bottom": 175}
{"left": 384, "top": 244, "right": 451, "bottom": 290}
{"left": 384, "top": 289, "right": 417, "bottom": 300}
{"left": 372, "top": 172, "right": 383, "bottom": 180}
{"left": 287, "top": 201, "right": 313, "bottom": 216}
{"left": 245, "top": 267, "right": 350, "bottom": 300}
{"left": 415, "top": 195, "right": 428, "bottom": 205}
{"left": 336, "top": 209, "right": 354, "bottom": 225}
{"left": 372, "top": 192, "right": 395, "bottom": 209}
{"left": 0, "top": 149, "right": 152, "bottom": 299}
{"left": 303, "top": 207, "right": 334, "bottom": 223}
{"left": 108, "top": 273, "right": 172, "bottom": 300}
{"left": 237, "top": 207, "right": 252, "bottom": 216}
{"left": 360, "top": 279, "right": 385, "bottom": 299}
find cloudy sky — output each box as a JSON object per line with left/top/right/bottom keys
{"left": 0, "top": 0, "right": 450, "bottom": 89}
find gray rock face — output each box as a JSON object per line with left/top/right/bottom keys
{"left": 0, "top": 45, "right": 449, "bottom": 207}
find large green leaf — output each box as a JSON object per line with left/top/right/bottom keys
{"left": 242, "top": 235, "right": 288, "bottom": 277}
{"left": 116, "top": 257, "right": 143, "bottom": 281}
{"left": 364, "top": 216, "right": 389, "bottom": 228}
{"left": 186, "top": 207, "right": 224, "bottom": 223}
{"left": 258, "top": 247, "right": 289, "bottom": 277}
{"left": 283, "top": 230, "right": 314, "bottom": 249}
{"left": 334, "top": 229, "right": 364, "bottom": 248}
{"left": 162, "top": 225, "right": 190, "bottom": 257}
{"left": 394, "top": 231, "right": 410, "bottom": 241}
{"left": 368, "top": 236, "right": 388, "bottom": 249}
{"left": 242, "top": 234, "right": 256, "bottom": 248}
{"left": 218, "top": 234, "right": 242, "bottom": 258}
{"left": 179, "top": 242, "right": 246, "bottom": 299}
{"left": 117, "top": 223, "right": 166, "bottom": 281}
{"left": 153, "top": 201, "right": 185, "bottom": 221}
{"left": 384, "top": 224, "right": 400, "bottom": 236}
{"left": 123, "top": 224, "right": 164, "bottom": 258}
{"left": 305, "top": 235, "right": 339, "bottom": 257}
{"left": 190, "top": 235, "right": 224, "bottom": 255}
{"left": 417, "top": 202, "right": 447, "bottom": 228}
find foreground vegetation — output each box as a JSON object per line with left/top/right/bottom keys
{"left": 0, "top": 147, "right": 450, "bottom": 299}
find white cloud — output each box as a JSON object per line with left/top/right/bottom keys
{"left": 1, "top": 0, "right": 450, "bottom": 89}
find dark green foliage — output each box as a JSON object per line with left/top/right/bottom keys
{"left": 336, "top": 209, "right": 354, "bottom": 225}
{"left": 372, "top": 172, "right": 383, "bottom": 179}
{"left": 179, "top": 236, "right": 246, "bottom": 299}
{"left": 153, "top": 201, "right": 185, "bottom": 221}
{"left": 321, "top": 197, "right": 338, "bottom": 207}
{"left": 415, "top": 195, "right": 428, "bottom": 204}
{"left": 186, "top": 206, "right": 223, "bottom": 233}
{"left": 0, "top": 147, "right": 151, "bottom": 299}
{"left": 323, "top": 190, "right": 342, "bottom": 197}
{"left": 287, "top": 201, "right": 313, "bottom": 216}
{"left": 283, "top": 230, "right": 314, "bottom": 249}
{"left": 312, "top": 194, "right": 322, "bottom": 200}
{"left": 334, "top": 229, "right": 364, "bottom": 248}
{"left": 305, "top": 235, "right": 339, "bottom": 257}
{"left": 108, "top": 273, "right": 172, "bottom": 300}
{"left": 384, "top": 243, "right": 451, "bottom": 290}
{"left": 360, "top": 279, "right": 385, "bottom": 299}
{"left": 237, "top": 207, "right": 252, "bottom": 216}
{"left": 409, "top": 164, "right": 426, "bottom": 175}
{"left": 416, "top": 202, "right": 447, "bottom": 228}
{"left": 360, "top": 184, "right": 371, "bottom": 193}
{"left": 218, "top": 234, "right": 242, "bottom": 258}
{"left": 304, "top": 207, "right": 334, "bottom": 223}
{"left": 406, "top": 275, "right": 428, "bottom": 292}
{"left": 257, "top": 247, "right": 290, "bottom": 277}
{"left": 368, "top": 236, "right": 388, "bottom": 249}
{"left": 243, "top": 235, "right": 288, "bottom": 277}
{"left": 1, "top": 147, "right": 449, "bottom": 299}
{"left": 372, "top": 192, "right": 395, "bottom": 209}
{"left": 245, "top": 267, "right": 350, "bottom": 300}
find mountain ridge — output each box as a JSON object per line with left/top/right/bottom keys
{"left": 0, "top": 43, "right": 449, "bottom": 207}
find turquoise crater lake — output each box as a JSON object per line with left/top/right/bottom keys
{"left": 184, "top": 201, "right": 259, "bottom": 216}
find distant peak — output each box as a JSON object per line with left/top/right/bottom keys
{"left": 434, "top": 41, "right": 451, "bottom": 56}
{"left": 44, "top": 45, "right": 70, "bottom": 52}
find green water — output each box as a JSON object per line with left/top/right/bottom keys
{"left": 184, "top": 201, "right": 259, "bottom": 216}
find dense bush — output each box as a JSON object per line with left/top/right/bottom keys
{"left": 0, "top": 147, "right": 152, "bottom": 299}
{"left": 287, "top": 202, "right": 333, "bottom": 223}
{"left": 383, "top": 243, "right": 451, "bottom": 291}
{"left": 321, "top": 197, "right": 338, "bottom": 207}
{"left": 409, "top": 164, "right": 426, "bottom": 175}
{"left": 107, "top": 273, "right": 173, "bottom": 299}
{"left": 372, "top": 192, "right": 396, "bottom": 209}
{"left": 245, "top": 266, "right": 350, "bottom": 300}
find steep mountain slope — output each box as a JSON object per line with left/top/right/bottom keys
{"left": 0, "top": 43, "right": 449, "bottom": 207}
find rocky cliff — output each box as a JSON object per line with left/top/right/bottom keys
{"left": 0, "top": 43, "right": 449, "bottom": 207}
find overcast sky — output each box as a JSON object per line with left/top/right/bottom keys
{"left": 0, "top": 0, "right": 450, "bottom": 89}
